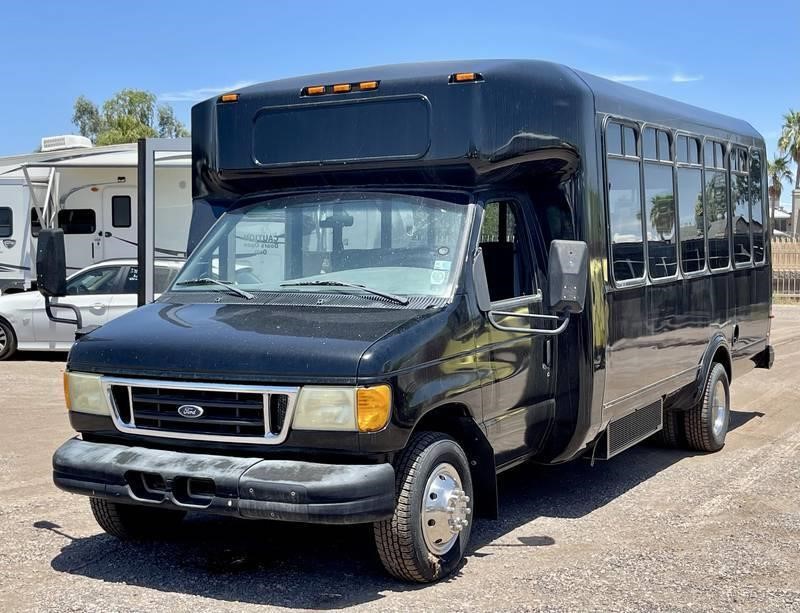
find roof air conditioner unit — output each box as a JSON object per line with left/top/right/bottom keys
{"left": 40, "top": 135, "right": 93, "bottom": 152}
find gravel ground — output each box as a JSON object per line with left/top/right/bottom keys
{"left": 1, "top": 307, "right": 799, "bottom": 612}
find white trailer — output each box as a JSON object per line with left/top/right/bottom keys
{"left": 0, "top": 136, "right": 191, "bottom": 294}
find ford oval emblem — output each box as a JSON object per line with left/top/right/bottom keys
{"left": 177, "top": 404, "right": 204, "bottom": 419}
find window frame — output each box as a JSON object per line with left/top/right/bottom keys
{"left": 0, "top": 206, "right": 13, "bottom": 239}
{"left": 604, "top": 116, "right": 648, "bottom": 288}
{"left": 730, "top": 145, "right": 752, "bottom": 268}
{"left": 674, "top": 131, "right": 707, "bottom": 277}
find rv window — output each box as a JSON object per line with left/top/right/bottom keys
{"left": 0, "top": 207, "right": 11, "bottom": 238}
{"left": 112, "top": 195, "right": 132, "bottom": 228}
{"left": 479, "top": 201, "right": 535, "bottom": 302}
{"left": 58, "top": 209, "right": 96, "bottom": 234}
{"left": 30, "top": 209, "right": 41, "bottom": 237}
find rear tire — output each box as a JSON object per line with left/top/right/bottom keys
{"left": 374, "top": 432, "right": 473, "bottom": 583}
{"left": 684, "top": 362, "right": 730, "bottom": 452}
{"left": 0, "top": 319, "right": 17, "bottom": 360}
{"left": 89, "top": 498, "right": 186, "bottom": 540}
{"left": 654, "top": 409, "right": 686, "bottom": 448}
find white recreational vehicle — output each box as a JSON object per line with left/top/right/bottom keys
{"left": 0, "top": 136, "right": 191, "bottom": 294}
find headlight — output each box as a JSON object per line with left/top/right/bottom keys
{"left": 292, "top": 385, "right": 391, "bottom": 432}
{"left": 63, "top": 372, "right": 109, "bottom": 416}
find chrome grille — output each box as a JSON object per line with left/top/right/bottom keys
{"left": 102, "top": 377, "right": 298, "bottom": 444}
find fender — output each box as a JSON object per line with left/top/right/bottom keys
{"left": 694, "top": 334, "right": 732, "bottom": 404}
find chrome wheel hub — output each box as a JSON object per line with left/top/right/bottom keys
{"left": 421, "top": 462, "right": 471, "bottom": 556}
{"left": 711, "top": 379, "right": 728, "bottom": 438}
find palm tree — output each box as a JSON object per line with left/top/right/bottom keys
{"left": 778, "top": 110, "right": 800, "bottom": 190}
{"left": 768, "top": 155, "right": 794, "bottom": 207}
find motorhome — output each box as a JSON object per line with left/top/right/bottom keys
{"left": 0, "top": 136, "right": 190, "bottom": 294}
{"left": 43, "top": 60, "right": 773, "bottom": 583}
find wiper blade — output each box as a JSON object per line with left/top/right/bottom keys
{"left": 279, "top": 280, "right": 409, "bottom": 306}
{"left": 175, "top": 277, "right": 255, "bottom": 300}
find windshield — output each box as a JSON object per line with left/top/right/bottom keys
{"left": 172, "top": 192, "right": 471, "bottom": 300}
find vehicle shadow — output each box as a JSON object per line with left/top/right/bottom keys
{"left": 44, "top": 409, "right": 763, "bottom": 609}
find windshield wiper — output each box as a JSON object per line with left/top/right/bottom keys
{"left": 175, "top": 277, "right": 255, "bottom": 300}
{"left": 279, "top": 280, "right": 409, "bottom": 306}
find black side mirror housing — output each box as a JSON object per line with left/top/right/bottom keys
{"left": 36, "top": 229, "right": 68, "bottom": 297}
{"left": 548, "top": 240, "right": 588, "bottom": 314}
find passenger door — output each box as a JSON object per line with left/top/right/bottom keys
{"left": 100, "top": 188, "right": 137, "bottom": 260}
{"left": 477, "top": 199, "right": 556, "bottom": 467}
{"left": 33, "top": 265, "right": 124, "bottom": 347}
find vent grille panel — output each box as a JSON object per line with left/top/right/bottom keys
{"left": 606, "top": 400, "right": 663, "bottom": 458}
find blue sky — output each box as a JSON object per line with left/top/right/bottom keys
{"left": 0, "top": 0, "right": 796, "bottom": 202}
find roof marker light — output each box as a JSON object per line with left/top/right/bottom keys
{"left": 219, "top": 93, "right": 240, "bottom": 103}
{"left": 449, "top": 72, "right": 484, "bottom": 84}
{"left": 333, "top": 83, "right": 352, "bottom": 93}
{"left": 304, "top": 85, "right": 326, "bottom": 96}
{"left": 358, "top": 80, "right": 379, "bottom": 90}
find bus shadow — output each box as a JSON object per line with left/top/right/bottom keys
{"left": 45, "top": 408, "right": 763, "bottom": 609}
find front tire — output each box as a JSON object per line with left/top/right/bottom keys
{"left": 89, "top": 498, "right": 186, "bottom": 540}
{"left": 374, "top": 432, "right": 473, "bottom": 583}
{"left": 685, "top": 362, "right": 730, "bottom": 452}
{"left": 0, "top": 319, "right": 17, "bottom": 360}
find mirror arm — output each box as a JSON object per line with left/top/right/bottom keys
{"left": 44, "top": 295, "right": 83, "bottom": 328}
{"left": 487, "top": 310, "right": 570, "bottom": 336}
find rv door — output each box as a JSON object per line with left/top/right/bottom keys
{"left": 0, "top": 181, "right": 30, "bottom": 292}
{"left": 101, "top": 187, "right": 137, "bottom": 260}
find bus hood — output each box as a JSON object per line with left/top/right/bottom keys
{"left": 67, "top": 301, "right": 437, "bottom": 383}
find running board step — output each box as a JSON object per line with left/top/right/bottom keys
{"left": 597, "top": 400, "right": 663, "bottom": 460}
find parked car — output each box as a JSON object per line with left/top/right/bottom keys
{"left": 0, "top": 258, "right": 183, "bottom": 359}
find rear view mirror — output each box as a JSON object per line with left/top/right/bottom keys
{"left": 36, "top": 229, "right": 67, "bottom": 297}
{"left": 548, "top": 240, "right": 588, "bottom": 314}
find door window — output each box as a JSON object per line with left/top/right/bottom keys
{"left": 66, "top": 266, "right": 122, "bottom": 295}
{"left": 0, "top": 207, "right": 12, "bottom": 238}
{"left": 479, "top": 201, "right": 535, "bottom": 302}
{"left": 58, "top": 209, "right": 96, "bottom": 234}
{"left": 121, "top": 265, "right": 180, "bottom": 294}
{"left": 111, "top": 195, "right": 132, "bottom": 228}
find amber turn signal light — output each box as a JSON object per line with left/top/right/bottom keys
{"left": 357, "top": 385, "right": 392, "bottom": 432}
{"left": 219, "top": 93, "right": 240, "bottom": 103}
{"left": 449, "top": 72, "right": 484, "bottom": 83}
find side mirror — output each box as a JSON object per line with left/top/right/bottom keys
{"left": 548, "top": 240, "right": 588, "bottom": 314}
{"left": 36, "top": 229, "right": 67, "bottom": 297}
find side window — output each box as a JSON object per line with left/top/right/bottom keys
{"left": 0, "top": 207, "right": 12, "bottom": 238}
{"left": 677, "top": 167, "right": 705, "bottom": 274}
{"left": 58, "top": 209, "right": 96, "bottom": 235}
{"left": 479, "top": 200, "right": 534, "bottom": 302}
{"left": 704, "top": 140, "right": 729, "bottom": 270}
{"left": 750, "top": 150, "right": 765, "bottom": 264}
{"left": 606, "top": 121, "right": 644, "bottom": 282}
{"left": 112, "top": 195, "right": 132, "bottom": 228}
{"left": 30, "top": 209, "right": 41, "bottom": 237}
{"left": 731, "top": 146, "right": 751, "bottom": 265}
{"left": 643, "top": 129, "right": 677, "bottom": 278}
{"left": 155, "top": 266, "right": 179, "bottom": 293}
{"left": 65, "top": 267, "right": 121, "bottom": 295}
{"left": 121, "top": 266, "right": 139, "bottom": 293}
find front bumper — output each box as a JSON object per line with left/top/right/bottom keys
{"left": 53, "top": 438, "right": 396, "bottom": 524}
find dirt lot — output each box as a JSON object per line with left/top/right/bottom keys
{"left": 1, "top": 308, "right": 799, "bottom": 613}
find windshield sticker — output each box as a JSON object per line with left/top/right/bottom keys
{"left": 437, "top": 246, "right": 450, "bottom": 256}
{"left": 430, "top": 270, "right": 447, "bottom": 285}
{"left": 433, "top": 260, "right": 452, "bottom": 271}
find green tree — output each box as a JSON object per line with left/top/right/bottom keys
{"left": 778, "top": 109, "right": 800, "bottom": 190}
{"left": 768, "top": 155, "right": 794, "bottom": 205}
{"left": 72, "top": 89, "right": 189, "bottom": 145}
{"left": 649, "top": 194, "right": 675, "bottom": 240}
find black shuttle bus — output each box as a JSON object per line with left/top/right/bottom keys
{"left": 46, "top": 60, "right": 773, "bottom": 582}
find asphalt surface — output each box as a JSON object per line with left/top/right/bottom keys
{"left": 1, "top": 308, "right": 799, "bottom": 612}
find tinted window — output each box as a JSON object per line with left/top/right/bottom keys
{"left": 0, "top": 207, "right": 11, "bottom": 238}
{"left": 58, "top": 209, "right": 96, "bottom": 234}
{"left": 750, "top": 150, "right": 765, "bottom": 264}
{"left": 66, "top": 266, "right": 120, "bottom": 295}
{"left": 677, "top": 135, "right": 689, "bottom": 163}
{"left": 704, "top": 141, "right": 714, "bottom": 168}
{"left": 644, "top": 164, "right": 677, "bottom": 278}
{"left": 705, "top": 170, "right": 729, "bottom": 269}
{"left": 606, "top": 122, "right": 622, "bottom": 155}
{"left": 480, "top": 201, "right": 533, "bottom": 302}
{"left": 643, "top": 128, "right": 657, "bottom": 159}
{"left": 677, "top": 168, "right": 705, "bottom": 273}
{"left": 732, "top": 174, "right": 751, "bottom": 264}
{"left": 714, "top": 143, "right": 725, "bottom": 168}
{"left": 30, "top": 209, "right": 41, "bottom": 237}
{"left": 657, "top": 130, "right": 671, "bottom": 161}
{"left": 112, "top": 195, "right": 132, "bottom": 228}
{"left": 122, "top": 266, "right": 180, "bottom": 293}
{"left": 623, "top": 126, "right": 637, "bottom": 156}
{"left": 608, "top": 158, "right": 644, "bottom": 281}
{"left": 688, "top": 137, "right": 700, "bottom": 164}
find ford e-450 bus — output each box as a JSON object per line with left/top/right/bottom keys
{"left": 40, "top": 60, "right": 773, "bottom": 582}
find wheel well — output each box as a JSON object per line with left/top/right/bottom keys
{"left": 412, "top": 404, "right": 498, "bottom": 519}
{"left": 712, "top": 345, "right": 732, "bottom": 383}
